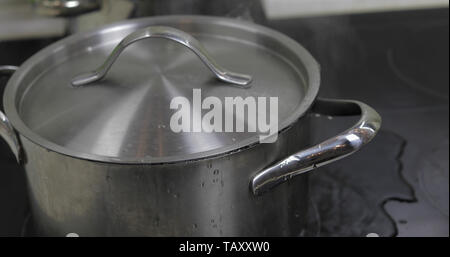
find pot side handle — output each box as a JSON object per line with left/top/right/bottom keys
{"left": 71, "top": 26, "right": 252, "bottom": 88}
{"left": 0, "top": 65, "right": 22, "bottom": 163}
{"left": 250, "top": 98, "right": 381, "bottom": 196}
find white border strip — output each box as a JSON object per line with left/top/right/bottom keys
{"left": 262, "top": 0, "right": 449, "bottom": 19}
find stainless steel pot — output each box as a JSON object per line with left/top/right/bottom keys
{"left": 0, "top": 16, "right": 381, "bottom": 236}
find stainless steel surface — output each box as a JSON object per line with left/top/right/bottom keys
{"left": 21, "top": 118, "right": 310, "bottom": 236}
{"left": 71, "top": 26, "right": 253, "bottom": 88}
{"left": 0, "top": 66, "right": 22, "bottom": 162}
{"left": 251, "top": 98, "right": 381, "bottom": 195}
{"left": 35, "top": 0, "right": 101, "bottom": 16}
{"left": 0, "top": 65, "right": 18, "bottom": 76}
{"left": 4, "top": 15, "right": 320, "bottom": 163}
{"left": 0, "top": 16, "right": 380, "bottom": 236}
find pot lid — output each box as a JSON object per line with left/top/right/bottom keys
{"left": 5, "top": 16, "right": 320, "bottom": 163}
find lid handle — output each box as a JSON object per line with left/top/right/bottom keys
{"left": 71, "top": 26, "right": 252, "bottom": 88}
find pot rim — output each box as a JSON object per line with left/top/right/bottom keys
{"left": 4, "top": 15, "right": 320, "bottom": 164}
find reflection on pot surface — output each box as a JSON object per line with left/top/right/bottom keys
{"left": 0, "top": 16, "right": 380, "bottom": 236}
